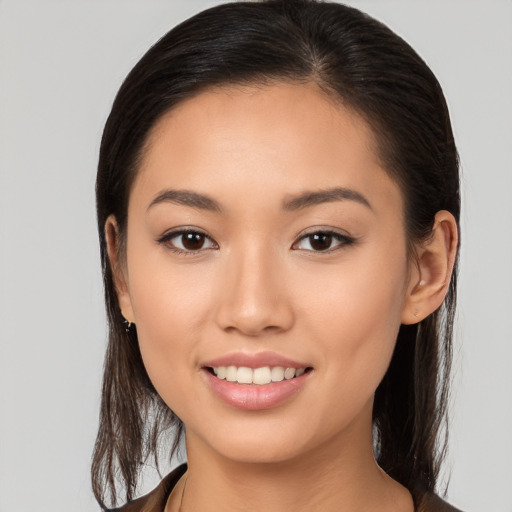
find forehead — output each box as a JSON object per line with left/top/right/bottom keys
{"left": 132, "top": 82, "right": 400, "bottom": 213}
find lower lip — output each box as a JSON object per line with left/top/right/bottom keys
{"left": 203, "top": 369, "right": 311, "bottom": 411}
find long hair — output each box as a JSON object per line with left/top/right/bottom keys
{"left": 93, "top": 0, "right": 460, "bottom": 509}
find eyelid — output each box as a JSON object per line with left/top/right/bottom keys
{"left": 292, "top": 228, "right": 356, "bottom": 252}
{"left": 156, "top": 227, "right": 218, "bottom": 255}
{"left": 156, "top": 226, "right": 356, "bottom": 255}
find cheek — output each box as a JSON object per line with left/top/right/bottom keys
{"left": 124, "top": 243, "right": 216, "bottom": 405}
{"left": 127, "top": 222, "right": 216, "bottom": 328}
{"left": 295, "top": 243, "right": 408, "bottom": 400}
{"left": 298, "top": 243, "right": 408, "bottom": 332}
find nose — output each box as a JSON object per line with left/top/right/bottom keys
{"left": 215, "top": 244, "right": 295, "bottom": 337}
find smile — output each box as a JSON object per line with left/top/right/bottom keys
{"left": 203, "top": 364, "right": 313, "bottom": 410}
{"left": 210, "top": 366, "right": 308, "bottom": 385}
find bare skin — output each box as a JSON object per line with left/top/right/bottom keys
{"left": 106, "top": 82, "right": 458, "bottom": 512}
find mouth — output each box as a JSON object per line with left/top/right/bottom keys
{"left": 201, "top": 352, "right": 314, "bottom": 409}
{"left": 206, "top": 365, "right": 313, "bottom": 386}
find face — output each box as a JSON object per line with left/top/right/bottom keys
{"left": 115, "top": 82, "right": 416, "bottom": 465}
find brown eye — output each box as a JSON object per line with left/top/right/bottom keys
{"left": 308, "top": 233, "right": 333, "bottom": 251}
{"left": 294, "top": 230, "right": 355, "bottom": 252}
{"left": 158, "top": 229, "right": 217, "bottom": 254}
{"left": 181, "top": 232, "right": 206, "bottom": 250}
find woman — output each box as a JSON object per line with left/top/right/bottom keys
{"left": 92, "top": 0, "right": 462, "bottom": 510}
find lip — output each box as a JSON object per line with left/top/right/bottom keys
{"left": 203, "top": 369, "right": 311, "bottom": 410}
{"left": 201, "top": 351, "right": 313, "bottom": 411}
{"left": 202, "top": 351, "right": 310, "bottom": 370}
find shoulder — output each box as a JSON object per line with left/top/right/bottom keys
{"left": 113, "top": 464, "right": 187, "bottom": 512}
{"left": 418, "top": 492, "right": 465, "bottom": 512}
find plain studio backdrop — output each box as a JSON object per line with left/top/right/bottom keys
{"left": 0, "top": 1, "right": 511, "bottom": 511}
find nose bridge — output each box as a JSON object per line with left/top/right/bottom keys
{"left": 216, "top": 238, "right": 293, "bottom": 335}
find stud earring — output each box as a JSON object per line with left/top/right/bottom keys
{"left": 123, "top": 317, "right": 134, "bottom": 333}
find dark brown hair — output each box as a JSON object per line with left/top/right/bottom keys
{"left": 93, "top": 0, "right": 460, "bottom": 509}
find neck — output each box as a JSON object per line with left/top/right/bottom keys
{"left": 177, "top": 414, "right": 413, "bottom": 512}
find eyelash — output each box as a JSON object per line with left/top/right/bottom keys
{"left": 157, "top": 229, "right": 218, "bottom": 256}
{"left": 293, "top": 230, "right": 356, "bottom": 252}
{"left": 157, "top": 228, "right": 356, "bottom": 256}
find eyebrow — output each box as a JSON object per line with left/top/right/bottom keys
{"left": 282, "top": 187, "right": 372, "bottom": 211}
{"left": 147, "top": 189, "right": 222, "bottom": 212}
{"left": 147, "top": 186, "right": 372, "bottom": 213}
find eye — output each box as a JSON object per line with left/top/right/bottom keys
{"left": 293, "top": 230, "right": 355, "bottom": 252}
{"left": 158, "top": 229, "right": 217, "bottom": 254}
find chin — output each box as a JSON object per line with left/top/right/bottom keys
{"left": 188, "top": 420, "right": 315, "bottom": 465}
{"left": 213, "top": 439, "right": 306, "bottom": 465}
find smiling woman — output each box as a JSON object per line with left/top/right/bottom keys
{"left": 92, "top": 1, "right": 461, "bottom": 511}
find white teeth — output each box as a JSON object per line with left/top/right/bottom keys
{"left": 237, "top": 367, "right": 253, "bottom": 384}
{"left": 284, "top": 367, "right": 296, "bottom": 380}
{"left": 271, "top": 366, "right": 285, "bottom": 382}
{"left": 211, "top": 365, "right": 307, "bottom": 385}
{"left": 253, "top": 366, "right": 272, "bottom": 385}
{"left": 226, "top": 365, "right": 238, "bottom": 382}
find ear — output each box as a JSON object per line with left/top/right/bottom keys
{"left": 105, "top": 215, "right": 135, "bottom": 324}
{"left": 401, "top": 210, "right": 459, "bottom": 325}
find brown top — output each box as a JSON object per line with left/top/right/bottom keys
{"left": 114, "top": 464, "right": 464, "bottom": 512}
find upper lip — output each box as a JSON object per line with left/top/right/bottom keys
{"left": 202, "top": 351, "right": 311, "bottom": 369}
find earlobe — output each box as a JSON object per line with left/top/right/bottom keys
{"left": 105, "top": 215, "right": 135, "bottom": 324}
{"left": 401, "top": 211, "right": 458, "bottom": 325}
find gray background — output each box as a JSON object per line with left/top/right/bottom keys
{"left": 0, "top": 1, "right": 511, "bottom": 511}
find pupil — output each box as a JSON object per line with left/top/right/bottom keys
{"left": 183, "top": 233, "right": 204, "bottom": 250}
{"left": 310, "top": 233, "right": 332, "bottom": 251}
